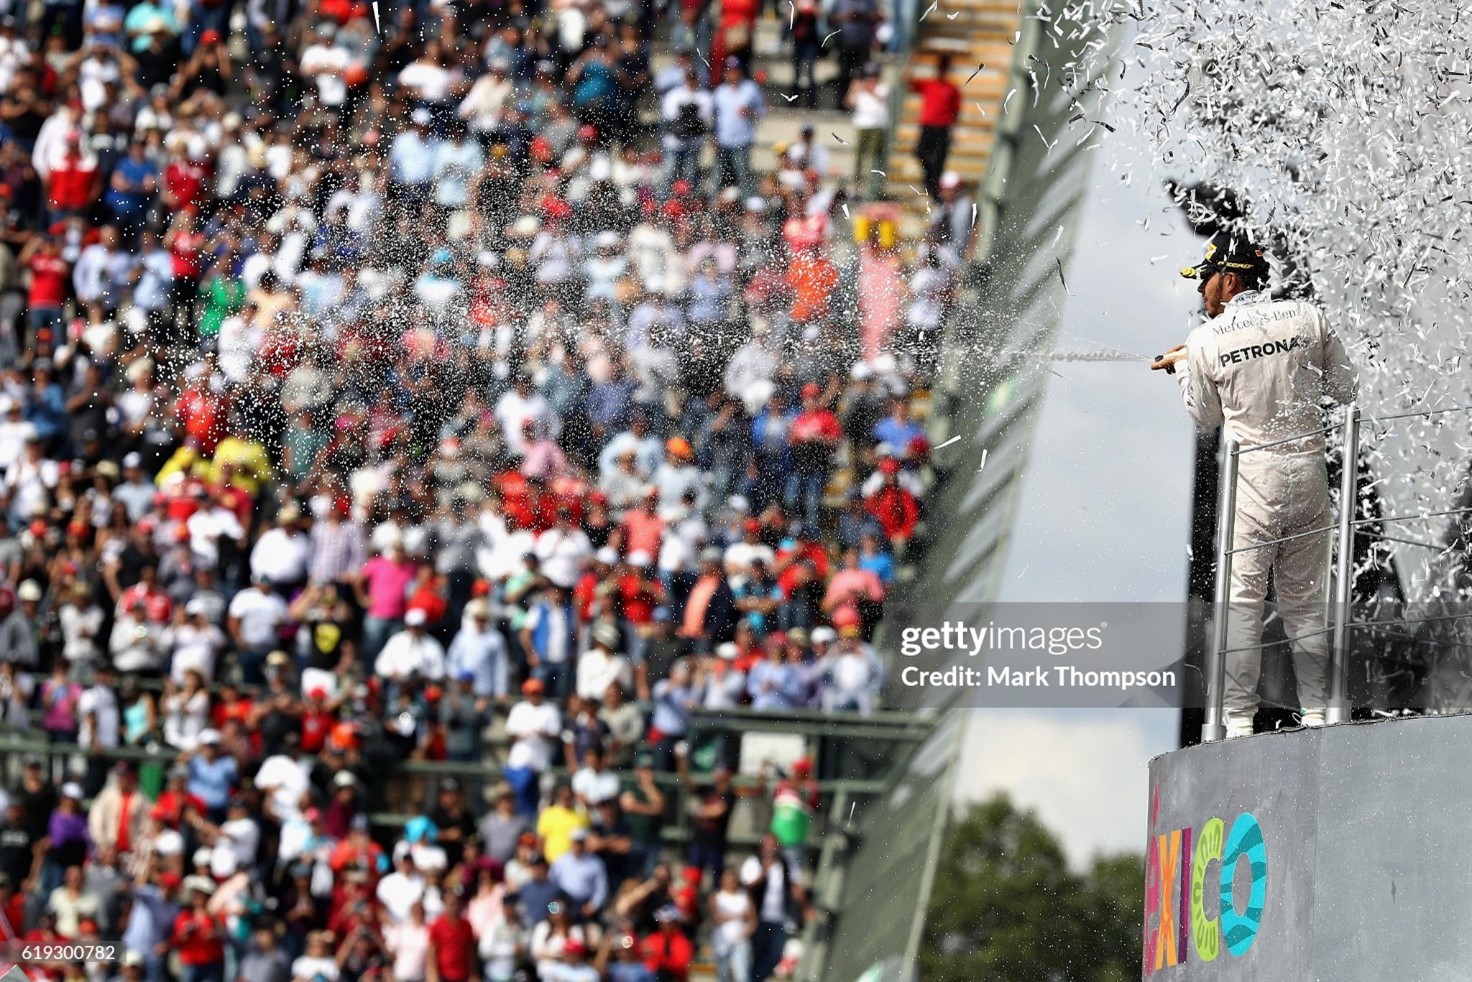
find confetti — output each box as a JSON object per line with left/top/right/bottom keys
{"left": 372, "top": 0, "right": 381, "bottom": 32}
{"left": 977, "top": 448, "right": 989, "bottom": 473}
{"left": 831, "top": 132, "right": 849, "bottom": 144}
{"left": 919, "top": 1, "right": 937, "bottom": 19}
{"left": 935, "top": 435, "right": 962, "bottom": 450}
{"left": 822, "top": 30, "right": 841, "bottom": 46}
{"left": 965, "top": 63, "right": 986, "bottom": 85}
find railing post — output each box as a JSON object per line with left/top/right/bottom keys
{"left": 1327, "top": 406, "right": 1361, "bottom": 724}
{"left": 1203, "top": 439, "right": 1241, "bottom": 743}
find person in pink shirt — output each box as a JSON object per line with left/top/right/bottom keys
{"left": 857, "top": 233, "right": 907, "bottom": 362}
{"left": 619, "top": 487, "right": 665, "bottom": 559}
{"left": 822, "top": 548, "right": 886, "bottom": 639}
{"left": 354, "top": 530, "right": 419, "bottom": 663}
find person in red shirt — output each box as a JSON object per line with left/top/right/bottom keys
{"left": 0, "top": 874, "right": 28, "bottom": 939}
{"left": 45, "top": 131, "right": 100, "bottom": 220}
{"left": 641, "top": 907, "right": 694, "bottom": 981}
{"left": 865, "top": 459, "right": 920, "bottom": 544}
{"left": 171, "top": 878, "right": 227, "bottom": 982}
{"left": 908, "top": 54, "right": 962, "bottom": 199}
{"left": 18, "top": 234, "right": 70, "bottom": 343}
{"left": 619, "top": 553, "right": 667, "bottom": 664}
{"left": 787, "top": 382, "right": 842, "bottom": 528}
{"left": 426, "top": 889, "right": 477, "bottom": 982}
{"left": 166, "top": 210, "right": 208, "bottom": 339}
{"left": 162, "top": 150, "right": 211, "bottom": 214}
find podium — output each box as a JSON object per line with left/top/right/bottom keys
{"left": 1144, "top": 715, "right": 1470, "bottom": 980}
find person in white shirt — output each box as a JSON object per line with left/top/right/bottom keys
{"left": 377, "top": 851, "right": 427, "bottom": 925}
{"left": 187, "top": 495, "right": 247, "bottom": 571}
{"left": 298, "top": 23, "right": 349, "bottom": 108}
{"left": 228, "top": 577, "right": 288, "bottom": 684}
{"left": 163, "top": 600, "right": 227, "bottom": 684}
{"left": 502, "top": 680, "right": 561, "bottom": 816}
{"left": 575, "top": 623, "right": 632, "bottom": 704}
{"left": 255, "top": 731, "right": 311, "bottom": 822}
{"left": 374, "top": 609, "right": 446, "bottom": 685}
{"left": 494, "top": 373, "right": 559, "bottom": 454}
{"left": 249, "top": 504, "right": 311, "bottom": 590}
{"left": 569, "top": 745, "right": 620, "bottom": 809}
{"left": 289, "top": 931, "right": 340, "bottom": 982}
{"left": 846, "top": 64, "right": 890, "bottom": 199}
{"left": 0, "top": 398, "right": 38, "bottom": 472}
{"left": 534, "top": 511, "right": 592, "bottom": 589}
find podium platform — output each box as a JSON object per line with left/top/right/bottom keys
{"left": 1144, "top": 715, "right": 1471, "bottom": 980}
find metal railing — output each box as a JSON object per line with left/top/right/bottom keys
{"left": 1202, "top": 404, "right": 1472, "bottom": 742}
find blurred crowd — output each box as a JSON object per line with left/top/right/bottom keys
{"left": 0, "top": 0, "right": 971, "bottom": 977}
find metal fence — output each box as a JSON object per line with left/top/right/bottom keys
{"left": 1202, "top": 405, "right": 1472, "bottom": 741}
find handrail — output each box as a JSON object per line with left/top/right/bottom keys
{"left": 1363, "top": 405, "right": 1472, "bottom": 424}
{"left": 1353, "top": 506, "right": 1472, "bottom": 528}
{"left": 1204, "top": 399, "right": 1472, "bottom": 737}
{"left": 1224, "top": 522, "right": 1339, "bottom": 555}
{"left": 1234, "top": 420, "right": 1341, "bottom": 456}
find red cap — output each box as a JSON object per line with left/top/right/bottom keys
{"left": 308, "top": 688, "right": 329, "bottom": 701}
{"left": 577, "top": 124, "right": 597, "bottom": 141}
{"left": 543, "top": 198, "right": 572, "bottom": 221}
{"left": 879, "top": 458, "right": 900, "bottom": 475}
{"left": 792, "top": 757, "right": 812, "bottom": 776}
{"left": 662, "top": 200, "right": 685, "bottom": 220}
{"left": 159, "top": 871, "right": 183, "bottom": 891}
{"left": 424, "top": 685, "right": 442, "bottom": 702}
{"left": 522, "top": 678, "right": 545, "bottom": 695}
{"left": 672, "top": 180, "right": 693, "bottom": 197}
{"left": 801, "top": 382, "right": 821, "bottom": 398}
{"left": 200, "top": 28, "right": 222, "bottom": 44}
{"left": 743, "top": 518, "right": 762, "bottom": 534}
{"left": 563, "top": 939, "right": 587, "bottom": 956}
{"left": 27, "top": 519, "right": 47, "bottom": 537}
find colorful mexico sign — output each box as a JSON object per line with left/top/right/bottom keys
{"left": 1143, "top": 810, "right": 1268, "bottom": 975}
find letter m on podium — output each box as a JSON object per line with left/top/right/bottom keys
{"left": 1143, "top": 828, "right": 1191, "bottom": 975}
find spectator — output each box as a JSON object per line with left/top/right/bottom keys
{"left": 710, "top": 59, "right": 763, "bottom": 200}
{"left": 740, "top": 835, "right": 808, "bottom": 982}
{"left": 503, "top": 679, "right": 561, "bottom": 818}
{"left": 639, "top": 906, "right": 693, "bottom": 982}
{"left": 708, "top": 867, "right": 755, "bottom": 982}
{"left": 908, "top": 54, "right": 963, "bottom": 200}
{"left": 848, "top": 64, "right": 890, "bottom": 198}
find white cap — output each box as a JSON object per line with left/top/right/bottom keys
{"left": 589, "top": 158, "right": 612, "bottom": 182}
{"left": 811, "top": 626, "right": 837, "bottom": 644}
{"left": 198, "top": 728, "right": 222, "bottom": 746}
{"left": 716, "top": 642, "right": 739, "bottom": 660}
{"left": 61, "top": 782, "right": 84, "bottom": 800}
{"left": 627, "top": 551, "right": 653, "bottom": 568}
{"left": 123, "top": 452, "right": 143, "bottom": 468}
{"left": 334, "top": 771, "right": 358, "bottom": 788}
{"left": 850, "top": 362, "right": 873, "bottom": 381}
{"left": 17, "top": 580, "right": 41, "bottom": 602}
{"left": 192, "top": 847, "right": 213, "bottom": 867}
{"left": 154, "top": 830, "right": 184, "bottom": 856}
{"left": 595, "top": 547, "right": 619, "bottom": 565}
{"left": 745, "top": 196, "right": 767, "bottom": 213}
{"left": 411, "top": 108, "right": 431, "bottom": 125}
{"left": 939, "top": 170, "right": 962, "bottom": 188}
{"left": 595, "top": 230, "right": 621, "bottom": 249}
{"left": 405, "top": 608, "right": 428, "bottom": 627}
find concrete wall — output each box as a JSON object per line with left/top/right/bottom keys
{"left": 1145, "top": 715, "right": 1472, "bottom": 980}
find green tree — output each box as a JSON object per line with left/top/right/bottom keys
{"left": 919, "top": 794, "right": 1143, "bottom": 982}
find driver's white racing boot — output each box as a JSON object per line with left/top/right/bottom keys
{"left": 1225, "top": 715, "right": 1254, "bottom": 739}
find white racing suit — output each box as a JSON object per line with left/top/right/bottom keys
{"left": 1176, "top": 290, "right": 1359, "bottom": 722}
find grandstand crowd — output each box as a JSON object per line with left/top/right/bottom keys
{"left": 0, "top": 0, "right": 967, "bottom": 976}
